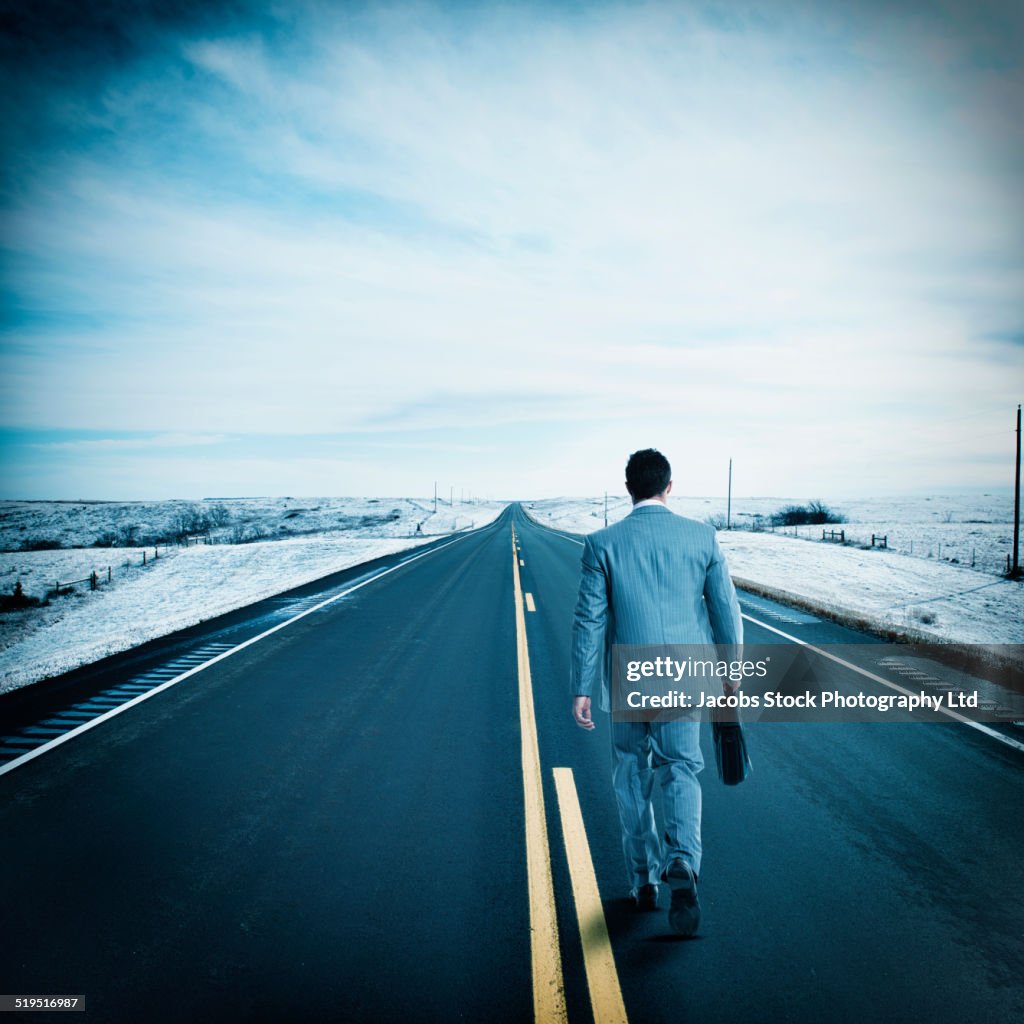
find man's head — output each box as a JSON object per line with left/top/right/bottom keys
{"left": 625, "top": 449, "right": 672, "bottom": 503}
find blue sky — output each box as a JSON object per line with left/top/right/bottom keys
{"left": 1, "top": 0, "right": 1022, "bottom": 499}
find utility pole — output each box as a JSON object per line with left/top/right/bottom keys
{"left": 604, "top": 491, "right": 608, "bottom": 528}
{"left": 1013, "top": 404, "right": 1021, "bottom": 577}
{"left": 433, "top": 481, "right": 437, "bottom": 514}
{"left": 727, "top": 458, "right": 733, "bottom": 530}
{"left": 450, "top": 486, "right": 453, "bottom": 506}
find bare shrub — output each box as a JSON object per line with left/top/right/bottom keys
{"left": 171, "top": 505, "right": 214, "bottom": 543}
{"left": 20, "top": 537, "right": 63, "bottom": 551}
{"left": 771, "top": 501, "right": 845, "bottom": 527}
{"left": 229, "top": 523, "right": 266, "bottom": 544}
{"left": 207, "top": 503, "right": 232, "bottom": 527}
{"left": 118, "top": 524, "right": 140, "bottom": 546}
{"left": 0, "top": 580, "right": 42, "bottom": 612}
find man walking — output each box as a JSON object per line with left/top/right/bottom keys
{"left": 570, "top": 448, "right": 743, "bottom": 935}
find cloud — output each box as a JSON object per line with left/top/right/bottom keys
{"left": 1, "top": 1, "right": 1022, "bottom": 496}
{"left": 31, "top": 432, "right": 230, "bottom": 452}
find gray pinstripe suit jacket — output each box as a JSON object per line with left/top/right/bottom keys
{"left": 571, "top": 504, "right": 743, "bottom": 711}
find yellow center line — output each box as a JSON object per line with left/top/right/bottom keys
{"left": 553, "top": 768, "right": 629, "bottom": 1024}
{"left": 525, "top": 592, "right": 536, "bottom": 613}
{"left": 512, "top": 525, "right": 567, "bottom": 1024}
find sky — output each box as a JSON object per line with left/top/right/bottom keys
{"left": 1, "top": 0, "right": 1022, "bottom": 500}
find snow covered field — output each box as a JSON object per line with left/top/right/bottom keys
{"left": 0, "top": 498, "right": 506, "bottom": 694}
{"left": 0, "top": 496, "right": 489, "bottom": 564}
{"left": 526, "top": 497, "right": 1023, "bottom": 647}
{"left": 532, "top": 494, "right": 1017, "bottom": 576}
{"left": 1, "top": 492, "right": 1020, "bottom": 695}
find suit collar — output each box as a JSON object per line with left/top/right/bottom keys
{"left": 629, "top": 503, "right": 672, "bottom": 515}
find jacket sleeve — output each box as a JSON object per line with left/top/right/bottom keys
{"left": 704, "top": 533, "right": 743, "bottom": 645}
{"left": 570, "top": 535, "right": 608, "bottom": 697}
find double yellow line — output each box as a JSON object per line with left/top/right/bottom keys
{"left": 512, "top": 524, "right": 566, "bottom": 1021}
{"left": 511, "top": 525, "right": 628, "bottom": 1024}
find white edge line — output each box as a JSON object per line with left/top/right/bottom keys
{"left": 534, "top": 523, "right": 1023, "bottom": 755}
{"left": 543, "top": 529, "right": 584, "bottom": 545}
{"left": 0, "top": 532, "right": 477, "bottom": 779}
{"left": 741, "top": 613, "right": 1024, "bottom": 755}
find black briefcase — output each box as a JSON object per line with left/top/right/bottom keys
{"left": 711, "top": 710, "right": 752, "bottom": 786}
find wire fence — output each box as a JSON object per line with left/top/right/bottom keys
{"left": 48, "top": 546, "right": 163, "bottom": 598}
{"left": 743, "top": 522, "right": 1011, "bottom": 576}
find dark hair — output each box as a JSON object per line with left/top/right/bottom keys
{"left": 625, "top": 449, "right": 671, "bottom": 500}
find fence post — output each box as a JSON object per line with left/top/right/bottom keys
{"left": 143, "top": 551, "right": 146, "bottom": 566}
{"left": 90, "top": 571, "right": 97, "bottom": 591}
{"left": 840, "top": 530, "right": 845, "bottom": 543}
{"left": 108, "top": 566, "right": 112, "bottom": 583}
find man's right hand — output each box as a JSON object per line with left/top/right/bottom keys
{"left": 573, "top": 695, "right": 595, "bottom": 731}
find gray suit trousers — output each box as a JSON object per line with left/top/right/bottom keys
{"left": 611, "top": 716, "right": 703, "bottom": 894}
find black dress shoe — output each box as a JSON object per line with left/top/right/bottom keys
{"left": 634, "top": 883, "right": 659, "bottom": 911}
{"left": 662, "top": 860, "right": 700, "bottom": 935}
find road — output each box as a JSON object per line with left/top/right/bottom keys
{"left": 1, "top": 504, "right": 1021, "bottom": 1023}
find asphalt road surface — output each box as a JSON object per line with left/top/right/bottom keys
{"left": 1, "top": 504, "right": 1021, "bottom": 1023}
